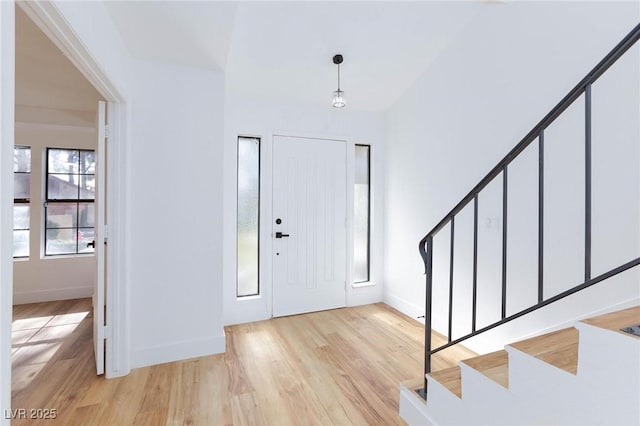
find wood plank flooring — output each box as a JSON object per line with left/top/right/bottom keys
{"left": 11, "top": 299, "right": 474, "bottom": 425}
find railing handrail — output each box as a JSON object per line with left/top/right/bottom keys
{"left": 419, "top": 22, "right": 640, "bottom": 250}
{"left": 416, "top": 21, "right": 640, "bottom": 400}
{"left": 430, "top": 256, "right": 640, "bottom": 355}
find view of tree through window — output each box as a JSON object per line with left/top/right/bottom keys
{"left": 45, "top": 148, "right": 96, "bottom": 256}
{"left": 354, "top": 145, "right": 371, "bottom": 283}
{"left": 237, "top": 137, "right": 260, "bottom": 297}
{"left": 13, "top": 146, "right": 31, "bottom": 258}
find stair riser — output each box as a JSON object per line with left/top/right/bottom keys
{"left": 423, "top": 379, "right": 465, "bottom": 425}
{"left": 459, "top": 364, "right": 509, "bottom": 400}
{"left": 401, "top": 306, "right": 640, "bottom": 425}
{"left": 574, "top": 324, "right": 640, "bottom": 425}
{"left": 458, "top": 364, "right": 514, "bottom": 425}
{"left": 399, "top": 385, "right": 437, "bottom": 426}
{"left": 576, "top": 323, "right": 640, "bottom": 383}
{"left": 506, "top": 346, "right": 577, "bottom": 395}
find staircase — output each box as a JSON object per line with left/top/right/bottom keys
{"left": 400, "top": 306, "right": 640, "bottom": 425}
{"left": 402, "top": 20, "right": 640, "bottom": 426}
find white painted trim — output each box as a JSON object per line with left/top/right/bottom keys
{"left": 104, "top": 101, "right": 130, "bottom": 378}
{"left": 16, "top": 1, "right": 130, "bottom": 379}
{"left": 13, "top": 286, "right": 93, "bottom": 305}
{"left": 225, "top": 129, "right": 380, "bottom": 325}
{"left": 346, "top": 139, "right": 356, "bottom": 296}
{"left": 131, "top": 334, "right": 226, "bottom": 369}
{"left": 18, "top": 2, "right": 124, "bottom": 103}
{"left": 0, "top": 3, "right": 15, "bottom": 424}
{"left": 352, "top": 281, "right": 376, "bottom": 288}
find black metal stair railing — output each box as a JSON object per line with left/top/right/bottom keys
{"left": 416, "top": 22, "right": 640, "bottom": 400}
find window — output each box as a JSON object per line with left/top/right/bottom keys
{"left": 237, "top": 137, "right": 260, "bottom": 297}
{"left": 45, "top": 148, "right": 96, "bottom": 256}
{"left": 354, "top": 144, "right": 371, "bottom": 283}
{"left": 13, "top": 146, "right": 31, "bottom": 258}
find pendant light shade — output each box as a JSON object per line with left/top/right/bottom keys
{"left": 332, "top": 89, "right": 346, "bottom": 108}
{"left": 332, "top": 54, "right": 346, "bottom": 108}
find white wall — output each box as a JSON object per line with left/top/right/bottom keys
{"left": 13, "top": 107, "right": 98, "bottom": 304}
{"left": 129, "top": 58, "right": 226, "bottom": 367}
{"left": 223, "top": 93, "right": 385, "bottom": 325}
{"left": 383, "top": 1, "right": 640, "bottom": 353}
{"left": 7, "top": 2, "right": 228, "bottom": 373}
{"left": 12, "top": 8, "right": 103, "bottom": 304}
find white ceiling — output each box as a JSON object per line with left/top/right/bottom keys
{"left": 104, "top": 1, "right": 238, "bottom": 71}
{"left": 105, "top": 1, "right": 486, "bottom": 111}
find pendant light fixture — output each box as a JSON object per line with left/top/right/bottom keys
{"left": 332, "top": 54, "right": 346, "bottom": 108}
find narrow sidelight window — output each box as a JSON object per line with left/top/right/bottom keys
{"left": 237, "top": 137, "right": 260, "bottom": 297}
{"left": 13, "top": 146, "right": 31, "bottom": 258}
{"left": 45, "top": 148, "right": 96, "bottom": 256}
{"left": 354, "top": 144, "right": 371, "bottom": 283}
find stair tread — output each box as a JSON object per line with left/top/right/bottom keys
{"left": 461, "top": 350, "right": 509, "bottom": 388}
{"left": 580, "top": 306, "right": 640, "bottom": 337}
{"left": 428, "top": 366, "right": 462, "bottom": 398}
{"left": 509, "top": 327, "right": 578, "bottom": 375}
{"left": 461, "top": 349, "right": 507, "bottom": 370}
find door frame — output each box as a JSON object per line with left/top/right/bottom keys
{"left": 1, "top": 3, "right": 130, "bottom": 410}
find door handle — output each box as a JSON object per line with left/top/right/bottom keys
{"left": 275, "top": 232, "right": 290, "bottom": 239}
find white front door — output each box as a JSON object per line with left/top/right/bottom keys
{"left": 272, "top": 136, "right": 347, "bottom": 317}
{"left": 93, "top": 100, "right": 106, "bottom": 375}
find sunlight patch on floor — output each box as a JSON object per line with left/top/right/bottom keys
{"left": 12, "top": 310, "right": 90, "bottom": 390}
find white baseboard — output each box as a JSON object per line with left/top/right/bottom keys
{"left": 384, "top": 292, "right": 426, "bottom": 324}
{"left": 13, "top": 286, "right": 93, "bottom": 305}
{"left": 131, "top": 333, "right": 226, "bottom": 369}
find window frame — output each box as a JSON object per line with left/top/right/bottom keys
{"left": 236, "top": 136, "right": 261, "bottom": 298}
{"left": 13, "top": 145, "right": 31, "bottom": 259}
{"left": 354, "top": 144, "right": 371, "bottom": 284}
{"left": 44, "top": 147, "right": 96, "bottom": 257}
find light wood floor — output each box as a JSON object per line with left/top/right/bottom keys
{"left": 11, "top": 299, "right": 474, "bottom": 425}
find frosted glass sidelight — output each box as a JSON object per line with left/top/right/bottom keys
{"left": 237, "top": 137, "right": 260, "bottom": 297}
{"left": 354, "top": 145, "right": 370, "bottom": 283}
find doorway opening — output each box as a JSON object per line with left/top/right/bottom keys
{"left": 10, "top": 6, "right": 105, "bottom": 400}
